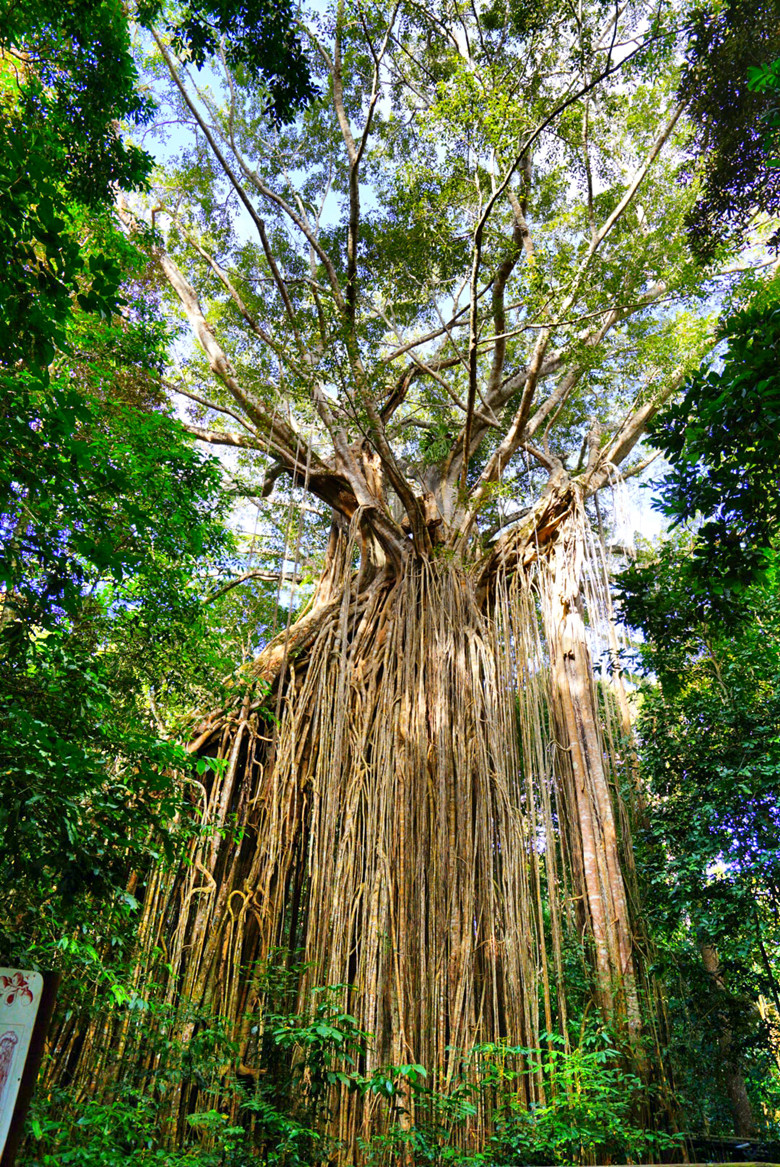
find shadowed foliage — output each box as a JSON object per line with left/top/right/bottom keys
{"left": 680, "top": 0, "right": 780, "bottom": 259}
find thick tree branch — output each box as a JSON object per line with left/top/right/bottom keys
{"left": 485, "top": 204, "right": 525, "bottom": 403}
{"left": 453, "top": 97, "right": 682, "bottom": 543}
{"left": 151, "top": 246, "right": 389, "bottom": 525}
{"left": 584, "top": 368, "right": 688, "bottom": 493}
{"left": 180, "top": 421, "right": 263, "bottom": 450}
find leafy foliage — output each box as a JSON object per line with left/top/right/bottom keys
{"left": 649, "top": 276, "right": 780, "bottom": 583}
{"left": 0, "top": 0, "right": 152, "bottom": 205}
{"left": 22, "top": 973, "right": 675, "bottom": 1166}
{"left": 748, "top": 53, "right": 780, "bottom": 146}
{"left": 619, "top": 538, "right": 780, "bottom": 1133}
{"left": 680, "top": 0, "right": 780, "bottom": 259}
{"left": 0, "top": 631, "right": 190, "bottom": 965}
{"left": 376, "top": 1033, "right": 677, "bottom": 1167}
{"left": 138, "top": 0, "right": 317, "bottom": 126}
{"left": 0, "top": 393, "right": 232, "bottom": 973}
{"left": 0, "top": 221, "right": 234, "bottom": 973}
{"left": 1, "top": 379, "right": 229, "bottom": 640}
{"left": 0, "top": 0, "right": 153, "bottom": 369}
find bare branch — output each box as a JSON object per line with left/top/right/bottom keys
{"left": 167, "top": 381, "right": 258, "bottom": 435}
{"left": 500, "top": 104, "right": 684, "bottom": 460}
{"left": 256, "top": 219, "right": 304, "bottom": 349}
{"left": 204, "top": 569, "right": 301, "bottom": 606}
{"left": 485, "top": 196, "right": 526, "bottom": 402}
{"left": 180, "top": 421, "right": 265, "bottom": 451}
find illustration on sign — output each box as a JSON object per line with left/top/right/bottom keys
{"left": 0, "top": 969, "right": 43, "bottom": 1158}
{"left": 0, "top": 1031, "right": 20, "bottom": 1106}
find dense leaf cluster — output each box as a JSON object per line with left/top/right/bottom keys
{"left": 0, "top": 632, "right": 190, "bottom": 964}
{"left": 680, "top": 0, "right": 780, "bottom": 259}
{"left": 649, "top": 280, "right": 780, "bottom": 584}
{"left": 1, "top": 377, "right": 229, "bottom": 639}
{"left": 0, "top": 308, "right": 234, "bottom": 966}
{"left": 0, "top": 0, "right": 153, "bottom": 205}
{"left": 0, "top": 140, "right": 125, "bottom": 370}
{"left": 138, "top": 0, "right": 317, "bottom": 126}
{"left": 0, "top": 0, "right": 154, "bottom": 367}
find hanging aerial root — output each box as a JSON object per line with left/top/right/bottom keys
{"left": 45, "top": 506, "right": 669, "bottom": 1160}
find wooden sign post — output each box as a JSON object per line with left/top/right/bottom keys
{"left": 0, "top": 969, "right": 59, "bottom": 1167}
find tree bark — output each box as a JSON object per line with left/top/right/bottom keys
{"left": 699, "top": 938, "right": 757, "bottom": 1137}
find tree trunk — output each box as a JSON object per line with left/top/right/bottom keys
{"left": 699, "top": 939, "right": 757, "bottom": 1138}
{"left": 44, "top": 501, "right": 651, "bottom": 1159}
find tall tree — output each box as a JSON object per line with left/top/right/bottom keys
{"left": 42, "top": 0, "right": 752, "bottom": 1155}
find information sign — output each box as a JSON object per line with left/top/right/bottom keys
{"left": 0, "top": 970, "right": 44, "bottom": 1159}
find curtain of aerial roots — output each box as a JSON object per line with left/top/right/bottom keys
{"left": 533, "top": 499, "right": 642, "bottom": 1044}
{"left": 46, "top": 506, "right": 646, "bottom": 1154}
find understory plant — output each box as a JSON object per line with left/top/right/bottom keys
{"left": 23, "top": 979, "right": 679, "bottom": 1167}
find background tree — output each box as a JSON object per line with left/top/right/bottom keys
{"left": 0, "top": 258, "right": 234, "bottom": 977}
{"left": 138, "top": 0, "right": 317, "bottom": 126}
{"left": 648, "top": 2, "right": 780, "bottom": 584}
{"left": 618, "top": 25, "right": 780, "bottom": 1134}
{"left": 620, "top": 539, "right": 780, "bottom": 1137}
{"left": 0, "top": 0, "right": 236, "bottom": 1034}
{"left": 0, "top": 0, "right": 315, "bottom": 369}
